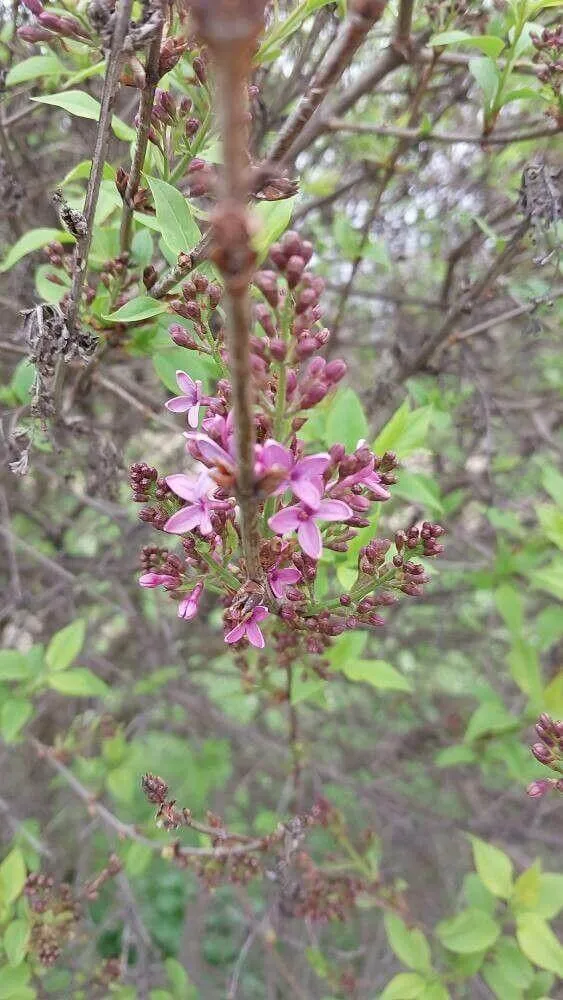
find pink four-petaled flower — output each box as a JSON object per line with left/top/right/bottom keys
{"left": 164, "top": 470, "right": 219, "bottom": 536}
{"left": 268, "top": 566, "right": 302, "bottom": 599}
{"left": 259, "top": 440, "right": 330, "bottom": 506}
{"left": 268, "top": 497, "right": 352, "bottom": 560}
{"left": 225, "top": 606, "right": 269, "bottom": 648}
{"left": 178, "top": 582, "right": 203, "bottom": 620}
{"left": 165, "top": 370, "right": 204, "bottom": 428}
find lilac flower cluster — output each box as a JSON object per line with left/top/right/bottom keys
{"left": 527, "top": 714, "right": 563, "bottom": 798}
{"left": 131, "top": 230, "right": 444, "bottom": 651}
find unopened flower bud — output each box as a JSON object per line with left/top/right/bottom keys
{"left": 269, "top": 338, "right": 287, "bottom": 361}
{"left": 300, "top": 382, "right": 327, "bottom": 408}
{"left": 296, "top": 337, "right": 317, "bottom": 359}
{"left": 285, "top": 254, "right": 305, "bottom": 288}
{"left": 185, "top": 117, "right": 200, "bottom": 139}
{"left": 17, "top": 24, "right": 54, "bottom": 40}
{"left": 255, "top": 303, "right": 276, "bottom": 337}
{"left": 325, "top": 359, "right": 347, "bottom": 383}
{"left": 527, "top": 779, "right": 552, "bottom": 798}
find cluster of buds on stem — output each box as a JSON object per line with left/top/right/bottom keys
{"left": 531, "top": 25, "right": 563, "bottom": 110}
{"left": 527, "top": 714, "right": 563, "bottom": 798}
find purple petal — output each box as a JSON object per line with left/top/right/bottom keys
{"left": 363, "top": 472, "right": 391, "bottom": 499}
{"left": 178, "top": 595, "right": 197, "bottom": 619}
{"left": 276, "top": 568, "right": 301, "bottom": 585}
{"left": 198, "top": 504, "right": 213, "bottom": 536}
{"left": 166, "top": 474, "right": 198, "bottom": 502}
{"left": 246, "top": 622, "right": 265, "bottom": 648}
{"left": 269, "top": 575, "right": 284, "bottom": 599}
{"left": 268, "top": 505, "right": 303, "bottom": 534}
{"left": 194, "top": 435, "right": 235, "bottom": 470}
{"left": 292, "top": 475, "right": 323, "bottom": 507}
{"left": 297, "top": 520, "right": 322, "bottom": 560}
{"left": 187, "top": 403, "right": 200, "bottom": 429}
{"left": 165, "top": 396, "right": 192, "bottom": 413}
{"left": 252, "top": 605, "right": 269, "bottom": 623}
{"left": 315, "top": 499, "right": 353, "bottom": 522}
{"left": 163, "top": 505, "right": 203, "bottom": 534}
{"left": 139, "top": 573, "right": 178, "bottom": 588}
{"left": 293, "top": 453, "right": 330, "bottom": 478}
{"left": 225, "top": 623, "right": 245, "bottom": 644}
{"left": 176, "top": 370, "right": 196, "bottom": 398}
{"left": 261, "top": 440, "right": 293, "bottom": 473}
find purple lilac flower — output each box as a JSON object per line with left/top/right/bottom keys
{"left": 164, "top": 470, "right": 221, "bottom": 535}
{"left": 337, "top": 457, "right": 391, "bottom": 499}
{"left": 178, "top": 582, "right": 203, "bottom": 620}
{"left": 225, "top": 606, "right": 269, "bottom": 648}
{"left": 139, "top": 572, "right": 179, "bottom": 588}
{"left": 186, "top": 433, "right": 236, "bottom": 478}
{"left": 268, "top": 498, "right": 353, "bottom": 560}
{"left": 165, "top": 370, "right": 204, "bottom": 428}
{"left": 268, "top": 566, "right": 302, "bottom": 599}
{"left": 259, "top": 440, "right": 330, "bottom": 506}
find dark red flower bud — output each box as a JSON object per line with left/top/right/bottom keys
{"left": 17, "top": 24, "right": 54, "bottom": 40}
{"left": 285, "top": 254, "right": 305, "bottom": 288}
{"left": 269, "top": 338, "right": 287, "bottom": 361}
{"left": 325, "top": 359, "right": 347, "bottom": 383}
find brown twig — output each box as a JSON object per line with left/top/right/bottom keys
{"left": 119, "top": 6, "right": 165, "bottom": 255}
{"left": 326, "top": 119, "right": 562, "bottom": 145}
{"left": 149, "top": 230, "right": 212, "bottom": 299}
{"left": 266, "top": 0, "right": 389, "bottom": 167}
{"left": 65, "top": 0, "right": 133, "bottom": 341}
{"left": 401, "top": 218, "right": 532, "bottom": 377}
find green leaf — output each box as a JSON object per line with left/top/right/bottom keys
{"left": 463, "top": 873, "right": 496, "bottom": 915}
{"left": 0, "top": 228, "right": 74, "bottom": 273}
{"left": 529, "top": 561, "right": 563, "bottom": 601}
{"left": 328, "top": 630, "right": 368, "bottom": 669}
{"left": 435, "top": 745, "right": 476, "bottom": 768}
{"left": 469, "top": 57, "right": 500, "bottom": 108}
{"left": 464, "top": 701, "right": 518, "bottom": 742}
{"left": 379, "top": 973, "right": 427, "bottom": 999}
{"left": 429, "top": 31, "right": 504, "bottom": 58}
{"left": 125, "top": 841, "right": 154, "bottom": 877}
{"left": 31, "top": 91, "right": 135, "bottom": 141}
{"left": 507, "top": 639, "right": 542, "bottom": 702}
{"left": 0, "top": 651, "right": 32, "bottom": 682}
{"left": 342, "top": 659, "right": 413, "bottom": 692}
{"left": 0, "top": 848, "right": 27, "bottom": 904}
{"left": 469, "top": 836, "right": 513, "bottom": 899}
{"left": 103, "top": 296, "right": 168, "bottom": 323}
{"left": 146, "top": 177, "right": 201, "bottom": 258}
{"left": 537, "top": 505, "right": 563, "bottom": 550}
{"left": 325, "top": 388, "right": 369, "bottom": 451}
{"left": 45, "top": 619, "right": 85, "bottom": 673}
{"left": 252, "top": 198, "right": 296, "bottom": 260}
{"left": 152, "top": 348, "right": 220, "bottom": 393}
{"left": 493, "top": 936, "right": 534, "bottom": 988}
{"left": 5, "top": 54, "right": 64, "bottom": 87}
{"left": 374, "top": 400, "right": 409, "bottom": 454}
{"left": 0, "top": 962, "right": 32, "bottom": 1000}
{"left": 436, "top": 908, "right": 500, "bottom": 954}
{"left": 0, "top": 699, "right": 33, "bottom": 743}
{"left": 384, "top": 913, "right": 432, "bottom": 973}
{"left": 511, "top": 861, "right": 542, "bottom": 914}
{"left": 419, "top": 985, "right": 450, "bottom": 1000}
{"left": 394, "top": 471, "right": 443, "bottom": 515}
{"left": 534, "top": 873, "right": 563, "bottom": 919}
{"left": 48, "top": 669, "right": 109, "bottom": 698}
{"left": 541, "top": 465, "right": 563, "bottom": 505}
{"left": 516, "top": 914, "right": 563, "bottom": 977}
{"left": 494, "top": 584, "right": 522, "bottom": 634}
{"left": 165, "top": 957, "right": 193, "bottom": 998}
{"left": 9, "top": 361, "right": 36, "bottom": 405}
{"left": 4, "top": 920, "right": 30, "bottom": 967}
{"left": 482, "top": 961, "right": 523, "bottom": 1000}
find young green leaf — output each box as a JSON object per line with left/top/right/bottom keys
{"left": 103, "top": 296, "right": 168, "bottom": 323}
{"left": 379, "top": 973, "right": 427, "bottom": 999}
{"left": 516, "top": 914, "right": 563, "bottom": 977}
{"left": 342, "top": 659, "right": 413, "bottom": 692}
{"left": 464, "top": 701, "right": 518, "bottom": 743}
{"left": 252, "top": 197, "right": 296, "bottom": 260}
{"left": 0, "top": 699, "right": 33, "bottom": 743}
{"left": 31, "top": 91, "right": 135, "bottom": 141}
{"left": 436, "top": 908, "right": 500, "bottom": 954}
{"left": 469, "top": 836, "right": 514, "bottom": 899}
{"left": 45, "top": 619, "right": 86, "bottom": 673}
{"left": 48, "top": 669, "right": 110, "bottom": 698}
{"left": 0, "top": 650, "right": 33, "bottom": 682}
{"left": 0, "top": 228, "right": 74, "bottom": 274}
{"left": 6, "top": 54, "right": 64, "bottom": 87}
{"left": 0, "top": 848, "right": 27, "bottom": 904}
{"left": 146, "top": 177, "right": 201, "bottom": 258}
{"left": 384, "top": 913, "right": 432, "bottom": 973}
{"left": 326, "top": 388, "right": 369, "bottom": 452}
{"left": 3, "top": 919, "right": 30, "bottom": 967}
{"left": 469, "top": 57, "right": 500, "bottom": 109}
